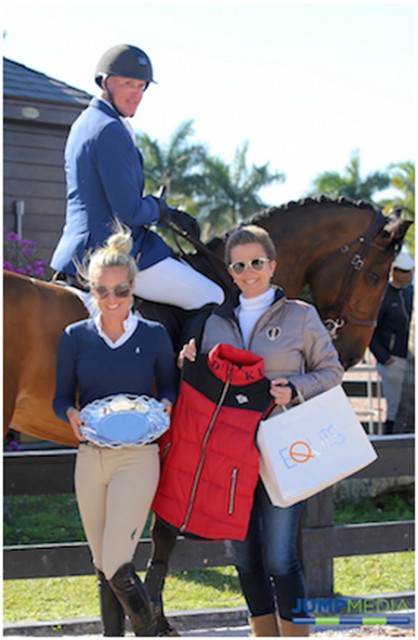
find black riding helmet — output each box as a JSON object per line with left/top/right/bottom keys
{"left": 95, "top": 44, "right": 155, "bottom": 89}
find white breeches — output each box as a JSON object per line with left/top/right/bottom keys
{"left": 134, "top": 256, "right": 224, "bottom": 310}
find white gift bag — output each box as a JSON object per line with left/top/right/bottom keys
{"left": 257, "top": 385, "right": 377, "bottom": 507}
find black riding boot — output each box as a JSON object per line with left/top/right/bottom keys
{"left": 96, "top": 568, "right": 125, "bottom": 636}
{"left": 145, "top": 561, "right": 179, "bottom": 636}
{"left": 110, "top": 563, "right": 157, "bottom": 636}
{"left": 385, "top": 419, "right": 394, "bottom": 434}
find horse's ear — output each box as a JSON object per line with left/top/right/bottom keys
{"left": 379, "top": 210, "right": 412, "bottom": 255}
{"left": 381, "top": 209, "right": 413, "bottom": 239}
{"left": 388, "top": 207, "right": 403, "bottom": 220}
{"left": 393, "top": 218, "right": 413, "bottom": 246}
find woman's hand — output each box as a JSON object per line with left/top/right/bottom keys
{"left": 66, "top": 407, "right": 84, "bottom": 441}
{"left": 161, "top": 398, "right": 173, "bottom": 416}
{"left": 270, "top": 378, "right": 292, "bottom": 406}
{"left": 177, "top": 338, "right": 197, "bottom": 369}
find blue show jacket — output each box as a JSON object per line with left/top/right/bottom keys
{"left": 51, "top": 98, "right": 170, "bottom": 275}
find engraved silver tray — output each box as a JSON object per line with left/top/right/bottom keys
{"left": 80, "top": 394, "right": 170, "bottom": 448}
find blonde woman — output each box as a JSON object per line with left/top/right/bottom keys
{"left": 53, "top": 222, "right": 177, "bottom": 636}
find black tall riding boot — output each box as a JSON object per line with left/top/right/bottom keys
{"left": 96, "top": 568, "right": 125, "bottom": 636}
{"left": 385, "top": 419, "right": 394, "bottom": 434}
{"left": 110, "top": 563, "right": 157, "bottom": 637}
{"left": 145, "top": 561, "right": 179, "bottom": 636}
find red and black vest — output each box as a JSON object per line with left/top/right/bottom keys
{"left": 152, "top": 343, "right": 273, "bottom": 541}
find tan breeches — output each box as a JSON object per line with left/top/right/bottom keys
{"left": 75, "top": 443, "right": 160, "bottom": 580}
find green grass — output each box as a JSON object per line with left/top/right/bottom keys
{"left": 334, "top": 492, "right": 414, "bottom": 526}
{"left": 3, "top": 553, "right": 415, "bottom": 623}
{"left": 4, "top": 495, "right": 153, "bottom": 545}
{"left": 4, "top": 491, "right": 413, "bottom": 545}
{"left": 3, "top": 492, "right": 414, "bottom": 623}
{"left": 4, "top": 495, "right": 85, "bottom": 545}
{"left": 334, "top": 552, "right": 415, "bottom": 596}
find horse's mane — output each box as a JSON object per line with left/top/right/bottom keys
{"left": 206, "top": 195, "right": 380, "bottom": 251}
{"left": 251, "top": 194, "right": 379, "bottom": 221}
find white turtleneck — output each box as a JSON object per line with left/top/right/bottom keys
{"left": 236, "top": 288, "right": 275, "bottom": 348}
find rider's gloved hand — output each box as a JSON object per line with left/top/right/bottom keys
{"left": 154, "top": 198, "right": 200, "bottom": 241}
{"left": 170, "top": 208, "right": 201, "bottom": 241}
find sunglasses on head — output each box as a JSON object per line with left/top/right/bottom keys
{"left": 229, "top": 257, "right": 271, "bottom": 275}
{"left": 92, "top": 282, "right": 132, "bottom": 299}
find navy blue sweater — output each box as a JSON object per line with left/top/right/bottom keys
{"left": 370, "top": 283, "right": 414, "bottom": 364}
{"left": 53, "top": 317, "right": 178, "bottom": 422}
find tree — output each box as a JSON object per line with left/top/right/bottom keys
{"left": 198, "top": 141, "right": 284, "bottom": 238}
{"left": 137, "top": 120, "right": 207, "bottom": 210}
{"left": 308, "top": 150, "right": 390, "bottom": 204}
{"left": 380, "top": 161, "right": 415, "bottom": 253}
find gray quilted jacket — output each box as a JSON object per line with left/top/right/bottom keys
{"left": 198, "top": 287, "right": 344, "bottom": 403}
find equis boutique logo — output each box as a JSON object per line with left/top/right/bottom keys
{"left": 278, "top": 424, "right": 346, "bottom": 470}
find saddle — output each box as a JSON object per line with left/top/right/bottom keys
{"left": 51, "top": 272, "right": 87, "bottom": 291}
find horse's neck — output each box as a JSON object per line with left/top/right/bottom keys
{"left": 261, "top": 205, "right": 373, "bottom": 298}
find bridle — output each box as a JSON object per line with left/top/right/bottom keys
{"left": 165, "top": 206, "right": 393, "bottom": 341}
{"left": 307, "top": 209, "right": 389, "bottom": 340}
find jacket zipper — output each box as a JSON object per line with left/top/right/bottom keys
{"left": 389, "top": 334, "right": 396, "bottom": 352}
{"left": 399, "top": 289, "right": 409, "bottom": 324}
{"left": 389, "top": 290, "right": 409, "bottom": 354}
{"left": 161, "top": 441, "right": 171, "bottom": 464}
{"left": 228, "top": 468, "right": 238, "bottom": 515}
{"left": 180, "top": 364, "right": 233, "bottom": 532}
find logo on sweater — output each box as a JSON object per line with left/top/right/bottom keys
{"left": 235, "top": 394, "right": 249, "bottom": 405}
{"left": 267, "top": 326, "right": 281, "bottom": 341}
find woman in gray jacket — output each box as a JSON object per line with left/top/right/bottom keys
{"left": 179, "top": 225, "right": 343, "bottom": 637}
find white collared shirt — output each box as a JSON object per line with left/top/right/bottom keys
{"left": 94, "top": 310, "right": 139, "bottom": 349}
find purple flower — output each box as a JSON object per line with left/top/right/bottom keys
{"left": 6, "top": 439, "right": 21, "bottom": 452}
{"left": 3, "top": 228, "right": 45, "bottom": 281}
{"left": 6, "top": 231, "right": 19, "bottom": 243}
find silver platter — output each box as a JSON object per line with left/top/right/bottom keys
{"left": 80, "top": 394, "right": 170, "bottom": 448}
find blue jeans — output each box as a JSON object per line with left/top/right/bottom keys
{"left": 229, "top": 481, "right": 307, "bottom": 620}
{"left": 377, "top": 356, "right": 407, "bottom": 421}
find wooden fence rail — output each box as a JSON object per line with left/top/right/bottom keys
{"left": 3, "top": 435, "right": 415, "bottom": 597}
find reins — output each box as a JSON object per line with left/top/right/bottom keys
{"left": 164, "top": 219, "right": 225, "bottom": 266}
{"left": 155, "top": 185, "right": 226, "bottom": 270}
{"left": 163, "top": 219, "right": 233, "bottom": 292}
{"left": 308, "top": 209, "right": 388, "bottom": 339}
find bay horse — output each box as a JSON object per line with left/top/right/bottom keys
{"left": 3, "top": 196, "right": 410, "bottom": 633}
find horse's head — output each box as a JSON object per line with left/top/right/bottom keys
{"left": 311, "top": 207, "right": 412, "bottom": 369}
{"left": 195, "top": 199, "right": 412, "bottom": 371}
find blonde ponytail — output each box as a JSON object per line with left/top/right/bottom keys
{"left": 77, "top": 218, "right": 138, "bottom": 286}
{"left": 104, "top": 219, "right": 133, "bottom": 255}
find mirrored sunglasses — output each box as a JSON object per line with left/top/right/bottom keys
{"left": 92, "top": 282, "right": 132, "bottom": 299}
{"left": 229, "top": 257, "right": 271, "bottom": 276}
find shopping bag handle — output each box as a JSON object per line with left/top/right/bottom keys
{"left": 262, "top": 388, "right": 305, "bottom": 420}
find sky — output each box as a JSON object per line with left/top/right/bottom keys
{"left": 2, "top": 1, "right": 416, "bottom": 205}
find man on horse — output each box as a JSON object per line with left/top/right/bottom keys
{"left": 51, "top": 44, "right": 224, "bottom": 310}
